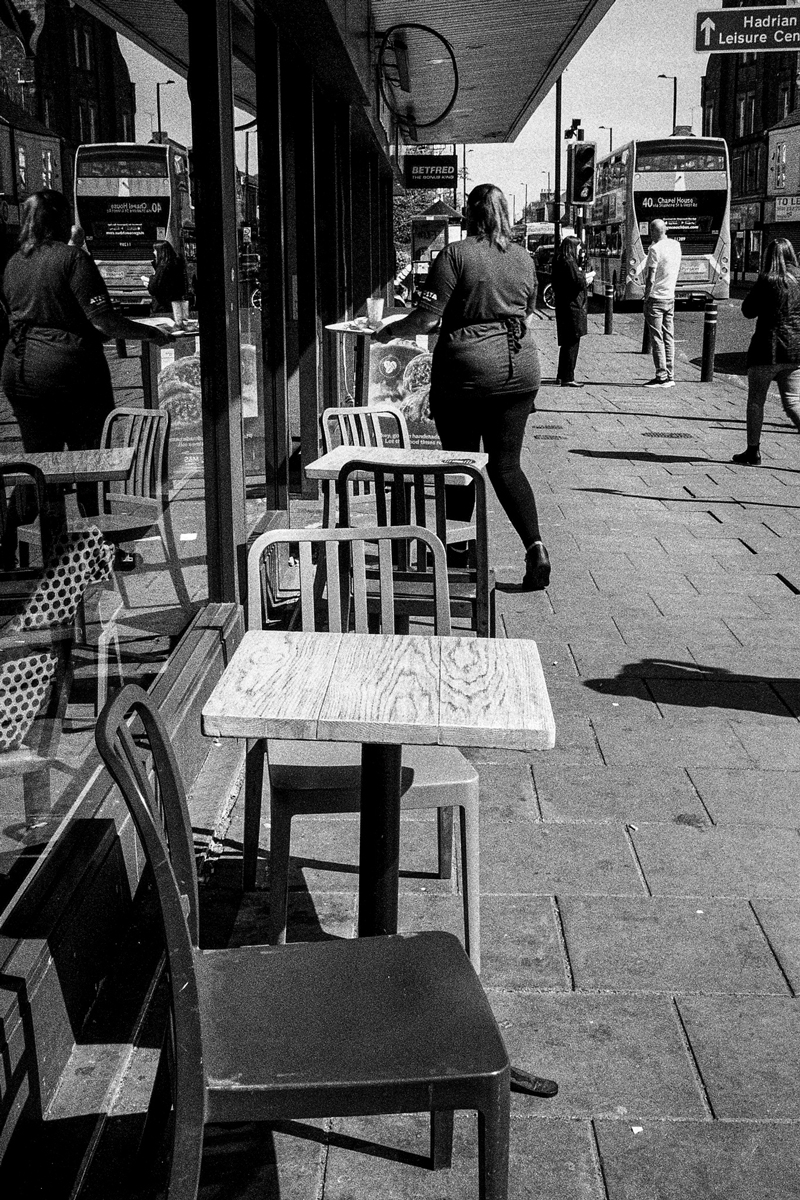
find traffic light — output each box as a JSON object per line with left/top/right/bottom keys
{"left": 567, "top": 141, "right": 595, "bottom": 205}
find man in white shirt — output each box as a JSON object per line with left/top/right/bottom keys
{"left": 643, "top": 219, "right": 682, "bottom": 387}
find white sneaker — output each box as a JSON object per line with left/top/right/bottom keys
{"left": 662, "top": 379, "right": 675, "bottom": 388}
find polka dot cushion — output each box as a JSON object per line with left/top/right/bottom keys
{"left": 0, "top": 525, "right": 113, "bottom": 752}
{"left": 0, "top": 647, "right": 58, "bottom": 752}
{"left": 6, "top": 525, "right": 113, "bottom": 633}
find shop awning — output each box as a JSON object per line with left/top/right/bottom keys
{"left": 370, "top": 0, "right": 618, "bottom": 143}
{"left": 75, "top": 0, "right": 617, "bottom": 145}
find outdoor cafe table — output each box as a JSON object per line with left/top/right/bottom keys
{"left": 201, "top": 628, "right": 555, "bottom": 936}
{"left": 305, "top": 445, "right": 490, "bottom": 530}
{"left": 0, "top": 446, "right": 136, "bottom": 549}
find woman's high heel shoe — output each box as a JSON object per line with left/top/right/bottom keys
{"left": 522, "top": 541, "right": 551, "bottom": 591}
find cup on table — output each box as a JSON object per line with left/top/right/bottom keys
{"left": 366, "top": 297, "right": 385, "bottom": 327}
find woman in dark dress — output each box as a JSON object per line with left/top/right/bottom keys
{"left": 373, "top": 183, "right": 549, "bottom": 590}
{"left": 3, "top": 190, "right": 172, "bottom": 457}
{"left": 552, "top": 236, "right": 589, "bottom": 388}
{"left": 148, "top": 239, "right": 188, "bottom": 320}
{"left": 1, "top": 189, "right": 171, "bottom": 540}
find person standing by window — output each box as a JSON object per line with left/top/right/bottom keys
{"left": 552, "top": 236, "right": 590, "bottom": 388}
{"left": 641, "top": 218, "right": 681, "bottom": 388}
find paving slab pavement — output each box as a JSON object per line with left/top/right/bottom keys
{"left": 200, "top": 311, "right": 800, "bottom": 1199}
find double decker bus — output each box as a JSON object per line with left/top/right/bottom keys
{"left": 74, "top": 141, "right": 194, "bottom": 306}
{"left": 585, "top": 136, "right": 731, "bottom": 302}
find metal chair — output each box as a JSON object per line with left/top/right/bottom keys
{"left": 319, "top": 403, "right": 410, "bottom": 526}
{"left": 95, "top": 684, "right": 510, "bottom": 1200}
{"left": 0, "top": 460, "right": 53, "bottom": 574}
{"left": 91, "top": 407, "right": 191, "bottom": 609}
{"left": 247, "top": 523, "right": 482, "bottom": 969}
{"left": 337, "top": 458, "right": 496, "bottom": 638}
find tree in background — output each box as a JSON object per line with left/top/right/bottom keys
{"left": 392, "top": 188, "right": 437, "bottom": 277}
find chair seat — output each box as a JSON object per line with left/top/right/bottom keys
{"left": 199, "top": 930, "right": 507, "bottom": 1120}
{"left": 268, "top": 739, "right": 478, "bottom": 800}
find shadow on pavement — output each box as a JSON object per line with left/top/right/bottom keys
{"left": 571, "top": 448, "right": 708, "bottom": 464}
{"left": 584, "top": 659, "right": 798, "bottom": 718}
{"left": 689, "top": 351, "right": 747, "bottom": 377}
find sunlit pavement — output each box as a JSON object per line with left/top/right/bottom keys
{"left": 199, "top": 311, "right": 800, "bottom": 1199}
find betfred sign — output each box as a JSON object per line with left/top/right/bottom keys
{"left": 404, "top": 155, "right": 458, "bottom": 189}
{"left": 696, "top": 7, "right": 800, "bottom": 54}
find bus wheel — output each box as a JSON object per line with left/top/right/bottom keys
{"left": 542, "top": 283, "right": 555, "bottom": 309}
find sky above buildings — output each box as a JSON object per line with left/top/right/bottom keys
{"left": 118, "top": 0, "right": 778, "bottom": 210}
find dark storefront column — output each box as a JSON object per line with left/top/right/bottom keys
{"left": 351, "top": 149, "right": 373, "bottom": 312}
{"left": 255, "top": 4, "right": 289, "bottom": 511}
{"left": 315, "top": 99, "right": 344, "bottom": 408}
{"left": 293, "top": 78, "right": 322, "bottom": 491}
{"left": 187, "top": 0, "right": 246, "bottom": 602}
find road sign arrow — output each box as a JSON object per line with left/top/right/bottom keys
{"left": 701, "top": 16, "right": 716, "bottom": 46}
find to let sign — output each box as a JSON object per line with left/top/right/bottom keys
{"left": 404, "top": 155, "right": 458, "bottom": 189}
{"left": 696, "top": 7, "right": 800, "bottom": 53}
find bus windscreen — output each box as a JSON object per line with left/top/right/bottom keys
{"left": 634, "top": 190, "right": 728, "bottom": 254}
{"left": 76, "top": 150, "right": 170, "bottom": 260}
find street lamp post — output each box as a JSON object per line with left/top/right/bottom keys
{"left": 520, "top": 183, "right": 528, "bottom": 221}
{"left": 657, "top": 74, "right": 678, "bottom": 134}
{"left": 156, "top": 79, "right": 174, "bottom": 142}
{"left": 598, "top": 125, "right": 613, "bottom": 154}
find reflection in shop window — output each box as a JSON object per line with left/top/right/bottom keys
{"left": 17, "top": 145, "right": 25, "bottom": 189}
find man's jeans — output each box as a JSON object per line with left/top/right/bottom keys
{"left": 644, "top": 298, "right": 675, "bottom": 381}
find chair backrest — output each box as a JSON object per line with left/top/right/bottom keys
{"left": 100, "top": 407, "right": 170, "bottom": 506}
{"left": 0, "top": 460, "right": 53, "bottom": 567}
{"left": 246, "top": 523, "right": 451, "bottom": 634}
{"left": 321, "top": 404, "right": 410, "bottom": 454}
{"left": 336, "top": 459, "right": 491, "bottom": 636}
{"left": 95, "top": 684, "right": 204, "bottom": 1199}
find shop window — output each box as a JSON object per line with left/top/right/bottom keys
{"left": 17, "top": 144, "right": 26, "bottom": 189}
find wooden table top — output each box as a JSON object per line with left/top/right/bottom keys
{"left": 305, "top": 445, "right": 489, "bottom": 482}
{"left": 202, "top": 630, "right": 555, "bottom": 752}
{"left": 0, "top": 447, "right": 135, "bottom": 484}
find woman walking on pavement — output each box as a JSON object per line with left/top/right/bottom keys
{"left": 733, "top": 236, "right": 800, "bottom": 465}
{"left": 552, "top": 236, "right": 590, "bottom": 387}
{"left": 372, "top": 183, "right": 550, "bottom": 591}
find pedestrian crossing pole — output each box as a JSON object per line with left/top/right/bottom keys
{"left": 701, "top": 299, "right": 717, "bottom": 382}
{"left": 604, "top": 283, "right": 613, "bottom": 334}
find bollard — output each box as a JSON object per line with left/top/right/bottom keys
{"left": 604, "top": 283, "right": 613, "bottom": 335}
{"left": 641, "top": 319, "right": 651, "bottom": 354}
{"left": 115, "top": 338, "right": 128, "bottom": 358}
{"left": 701, "top": 299, "right": 717, "bottom": 383}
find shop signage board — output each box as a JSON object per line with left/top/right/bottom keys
{"left": 775, "top": 194, "right": 800, "bottom": 222}
{"left": 403, "top": 155, "right": 458, "bottom": 189}
{"left": 695, "top": 8, "right": 800, "bottom": 54}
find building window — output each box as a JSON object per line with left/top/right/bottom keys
{"left": 779, "top": 82, "right": 792, "bottom": 120}
{"left": 775, "top": 141, "right": 788, "bottom": 190}
{"left": 17, "top": 145, "right": 26, "bottom": 190}
{"left": 42, "top": 94, "right": 52, "bottom": 128}
{"left": 79, "top": 101, "right": 98, "bottom": 143}
{"left": 42, "top": 148, "right": 54, "bottom": 188}
{"left": 82, "top": 27, "right": 92, "bottom": 70}
{"left": 122, "top": 111, "right": 134, "bottom": 141}
{"left": 73, "top": 26, "right": 80, "bottom": 65}
{"left": 732, "top": 150, "right": 743, "bottom": 195}
{"left": 703, "top": 101, "right": 715, "bottom": 137}
{"left": 736, "top": 91, "right": 756, "bottom": 137}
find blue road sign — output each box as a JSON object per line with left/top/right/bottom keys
{"left": 696, "top": 7, "right": 800, "bottom": 53}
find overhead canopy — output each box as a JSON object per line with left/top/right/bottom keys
{"left": 72, "top": 0, "right": 618, "bottom": 145}
{"left": 371, "top": 0, "right": 618, "bottom": 143}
